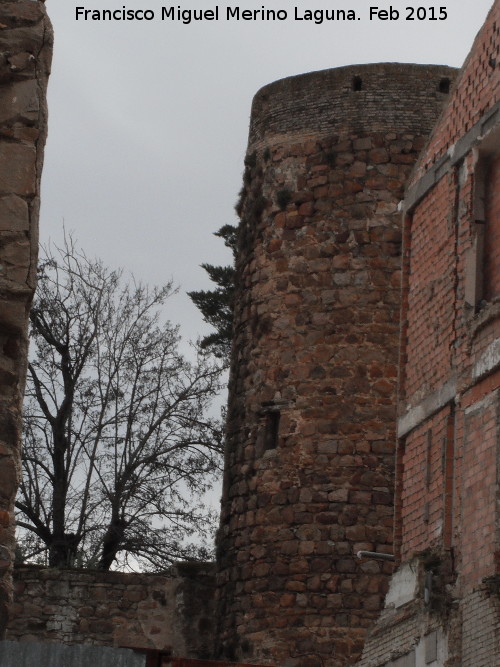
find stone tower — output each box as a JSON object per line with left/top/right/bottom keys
{"left": 216, "top": 63, "right": 456, "bottom": 666}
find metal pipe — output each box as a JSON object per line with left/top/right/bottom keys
{"left": 356, "top": 550, "right": 395, "bottom": 561}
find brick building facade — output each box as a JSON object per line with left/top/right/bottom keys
{"left": 360, "top": 2, "right": 500, "bottom": 665}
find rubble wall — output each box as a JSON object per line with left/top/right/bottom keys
{"left": 7, "top": 564, "right": 216, "bottom": 659}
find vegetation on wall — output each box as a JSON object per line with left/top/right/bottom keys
{"left": 188, "top": 224, "right": 237, "bottom": 364}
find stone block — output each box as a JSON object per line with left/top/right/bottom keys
{"left": 0, "top": 455, "right": 17, "bottom": 500}
{"left": 0, "top": 143, "right": 36, "bottom": 195}
{"left": 0, "top": 195, "right": 29, "bottom": 231}
{"left": 0, "top": 80, "right": 39, "bottom": 124}
{"left": 0, "top": 3, "right": 44, "bottom": 27}
{"left": 425, "top": 630, "right": 438, "bottom": 663}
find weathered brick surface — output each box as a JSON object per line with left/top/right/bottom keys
{"left": 0, "top": 0, "right": 52, "bottom": 638}
{"left": 399, "top": 0, "right": 499, "bottom": 575}
{"left": 403, "top": 174, "right": 457, "bottom": 403}
{"left": 409, "top": 10, "right": 499, "bottom": 187}
{"left": 399, "top": 407, "right": 453, "bottom": 559}
{"left": 7, "top": 564, "right": 216, "bottom": 659}
{"left": 461, "top": 588, "right": 500, "bottom": 666}
{"left": 361, "top": 2, "right": 500, "bottom": 665}
{"left": 216, "top": 64, "right": 455, "bottom": 667}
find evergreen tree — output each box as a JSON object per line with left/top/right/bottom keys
{"left": 188, "top": 224, "right": 237, "bottom": 362}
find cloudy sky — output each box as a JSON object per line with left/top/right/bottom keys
{"left": 41, "top": 0, "right": 494, "bottom": 348}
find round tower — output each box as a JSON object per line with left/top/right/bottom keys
{"left": 216, "top": 63, "right": 456, "bottom": 667}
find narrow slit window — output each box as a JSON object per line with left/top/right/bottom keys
{"left": 484, "top": 152, "right": 500, "bottom": 300}
{"left": 438, "top": 77, "right": 451, "bottom": 94}
{"left": 264, "top": 411, "right": 280, "bottom": 450}
{"left": 352, "top": 76, "right": 362, "bottom": 91}
{"left": 464, "top": 158, "right": 487, "bottom": 309}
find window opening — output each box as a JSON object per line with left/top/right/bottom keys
{"left": 264, "top": 411, "right": 280, "bottom": 450}
{"left": 438, "top": 77, "right": 450, "bottom": 94}
{"left": 352, "top": 76, "right": 362, "bottom": 91}
{"left": 423, "top": 429, "right": 432, "bottom": 524}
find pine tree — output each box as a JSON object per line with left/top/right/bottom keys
{"left": 188, "top": 224, "right": 237, "bottom": 362}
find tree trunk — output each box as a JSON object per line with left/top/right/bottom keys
{"left": 98, "top": 518, "right": 126, "bottom": 570}
{"left": 48, "top": 534, "right": 80, "bottom": 568}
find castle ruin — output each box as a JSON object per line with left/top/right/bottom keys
{"left": 215, "top": 63, "right": 456, "bottom": 667}
{"left": 0, "top": 2, "right": 499, "bottom": 667}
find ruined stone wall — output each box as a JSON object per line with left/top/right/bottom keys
{"left": 7, "top": 564, "right": 216, "bottom": 659}
{"left": 0, "top": 0, "right": 52, "bottom": 638}
{"left": 216, "top": 63, "right": 455, "bottom": 667}
{"left": 360, "top": 2, "right": 500, "bottom": 665}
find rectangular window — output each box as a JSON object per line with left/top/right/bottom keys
{"left": 484, "top": 152, "right": 500, "bottom": 300}
{"left": 264, "top": 411, "right": 280, "bottom": 450}
{"left": 465, "top": 131, "right": 500, "bottom": 308}
{"left": 464, "top": 157, "right": 486, "bottom": 308}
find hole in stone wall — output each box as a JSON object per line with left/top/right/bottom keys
{"left": 352, "top": 76, "right": 363, "bottom": 91}
{"left": 240, "top": 639, "right": 252, "bottom": 655}
{"left": 264, "top": 411, "right": 280, "bottom": 450}
{"left": 438, "top": 77, "right": 450, "bottom": 94}
{"left": 276, "top": 188, "right": 292, "bottom": 210}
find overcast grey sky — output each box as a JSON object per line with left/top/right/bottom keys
{"left": 41, "top": 0, "right": 494, "bottom": 346}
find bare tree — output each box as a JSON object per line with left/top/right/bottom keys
{"left": 16, "top": 237, "right": 223, "bottom": 571}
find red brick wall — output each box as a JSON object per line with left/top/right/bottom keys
{"left": 409, "top": 4, "right": 499, "bottom": 185}
{"left": 400, "top": 407, "right": 453, "bottom": 560}
{"left": 403, "top": 175, "right": 457, "bottom": 403}
{"left": 362, "top": 3, "right": 500, "bottom": 665}
{"left": 398, "top": 0, "right": 500, "bottom": 570}
{"left": 460, "top": 389, "right": 499, "bottom": 588}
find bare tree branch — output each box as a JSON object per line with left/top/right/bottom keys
{"left": 16, "top": 235, "right": 223, "bottom": 571}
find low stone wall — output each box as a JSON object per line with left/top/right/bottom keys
{"left": 6, "top": 563, "right": 216, "bottom": 659}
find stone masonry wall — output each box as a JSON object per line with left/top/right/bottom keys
{"left": 0, "top": 0, "right": 52, "bottom": 638}
{"left": 360, "top": 2, "right": 500, "bottom": 665}
{"left": 216, "top": 63, "right": 455, "bottom": 667}
{"left": 7, "top": 563, "right": 216, "bottom": 659}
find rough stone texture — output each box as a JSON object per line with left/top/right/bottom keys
{"left": 0, "top": 641, "right": 146, "bottom": 667}
{"left": 7, "top": 564, "right": 216, "bottom": 659}
{"left": 0, "top": 0, "right": 52, "bottom": 639}
{"left": 165, "top": 661, "right": 273, "bottom": 667}
{"left": 215, "top": 63, "right": 455, "bottom": 667}
{"left": 361, "top": 2, "right": 500, "bottom": 665}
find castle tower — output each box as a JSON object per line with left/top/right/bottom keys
{"left": 215, "top": 64, "right": 456, "bottom": 666}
